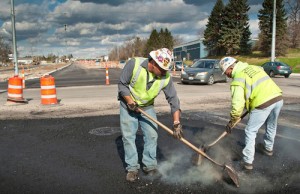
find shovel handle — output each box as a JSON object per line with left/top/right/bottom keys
{"left": 206, "top": 111, "right": 248, "bottom": 148}
{"left": 137, "top": 108, "right": 223, "bottom": 167}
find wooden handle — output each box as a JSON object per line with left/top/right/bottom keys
{"left": 137, "top": 108, "right": 223, "bottom": 167}
{"left": 206, "top": 111, "right": 248, "bottom": 147}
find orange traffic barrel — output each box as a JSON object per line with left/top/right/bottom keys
{"left": 22, "top": 68, "right": 25, "bottom": 88}
{"left": 7, "top": 75, "right": 25, "bottom": 102}
{"left": 40, "top": 75, "right": 58, "bottom": 105}
{"left": 105, "top": 67, "right": 110, "bottom": 85}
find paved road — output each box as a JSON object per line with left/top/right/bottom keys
{"left": 0, "top": 63, "right": 299, "bottom": 193}
{"left": 0, "top": 63, "right": 121, "bottom": 89}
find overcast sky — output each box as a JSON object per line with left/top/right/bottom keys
{"left": 0, "top": 0, "right": 263, "bottom": 58}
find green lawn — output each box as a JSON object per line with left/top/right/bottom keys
{"left": 184, "top": 49, "right": 300, "bottom": 73}
{"left": 236, "top": 48, "right": 300, "bottom": 73}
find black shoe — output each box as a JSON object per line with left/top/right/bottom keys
{"left": 126, "top": 171, "right": 139, "bottom": 182}
{"left": 256, "top": 143, "right": 273, "bottom": 156}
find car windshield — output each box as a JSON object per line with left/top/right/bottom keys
{"left": 191, "top": 60, "right": 215, "bottom": 69}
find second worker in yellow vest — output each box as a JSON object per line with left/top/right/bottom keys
{"left": 220, "top": 57, "right": 283, "bottom": 171}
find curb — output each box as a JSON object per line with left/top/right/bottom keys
{"left": 291, "top": 73, "right": 300, "bottom": 77}
{"left": 26, "top": 62, "right": 72, "bottom": 80}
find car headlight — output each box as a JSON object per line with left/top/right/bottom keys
{"left": 181, "top": 71, "right": 186, "bottom": 75}
{"left": 197, "top": 72, "right": 207, "bottom": 76}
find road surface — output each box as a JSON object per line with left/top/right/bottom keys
{"left": 0, "top": 62, "right": 299, "bottom": 193}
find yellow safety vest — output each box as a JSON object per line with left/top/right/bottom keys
{"left": 231, "top": 62, "right": 282, "bottom": 111}
{"left": 129, "top": 57, "right": 170, "bottom": 106}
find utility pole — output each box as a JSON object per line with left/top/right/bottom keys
{"left": 10, "top": 0, "right": 18, "bottom": 75}
{"left": 64, "top": 24, "right": 67, "bottom": 60}
{"left": 271, "top": 0, "right": 276, "bottom": 62}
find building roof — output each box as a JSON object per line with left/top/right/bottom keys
{"left": 174, "top": 38, "right": 205, "bottom": 49}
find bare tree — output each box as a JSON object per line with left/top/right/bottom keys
{"left": 109, "top": 36, "right": 147, "bottom": 61}
{"left": 286, "top": 0, "right": 300, "bottom": 48}
{"left": 0, "top": 35, "right": 11, "bottom": 65}
{"left": 173, "top": 35, "right": 184, "bottom": 46}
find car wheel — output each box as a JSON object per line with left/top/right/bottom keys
{"left": 284, "top": 75, "right": 290, "bottom": 78}
{"left": 207, "top": 75, "right": 214, "bottom": 85}
{"left": 269, "top": 71, "right": 275, "bottom": 77}
{"left": 181, "top": 81, "right": 186, "bottom": 85}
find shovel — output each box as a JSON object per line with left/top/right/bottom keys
{"left": 137, "top": 107, "right": 240, "bottom": 187}
{"left": 193, "top": 111, "right": 248, "bottom": 166}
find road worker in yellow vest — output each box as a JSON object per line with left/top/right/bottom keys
{"left": 220, "top": 57, "right": 283, "bottom": 170}
{"left": 118, "top": 48, "right": 182, "bottom": 182}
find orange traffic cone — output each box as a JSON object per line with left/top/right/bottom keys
{"left": 106, "top": 66, "right": 110, "bottom": 85}
{"left": 22, "top": 67, "right": 25, "bottom": 89}
{"left": 173, "top": 64, "right": 176, "bottom": 76}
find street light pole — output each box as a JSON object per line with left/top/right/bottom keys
{"left": 271, "top": 0, "right": 276, "bottom": 62}
{"left": 10, "top": 0, "right": 18, "bottom": 76}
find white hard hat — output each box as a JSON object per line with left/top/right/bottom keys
{"left": 149, "top": 48, "right": 173, "bottom": 70}
{"left": 219, "top": 57, "right": 237, "bottom": 74}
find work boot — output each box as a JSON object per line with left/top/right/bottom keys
{"left": 143, "top": 168, "right": 162, "bottom": 179}
{"left": 242, "top": 161, "right": 253, "bottom": 170}
{"left": 126, "top": 171, "right": 138, "bottom": 182}
{"left": 256, "top": 143, "right": 273, "bottom": 156}
{"left": 144, "top": 169, "right": 158, "bottom": 176}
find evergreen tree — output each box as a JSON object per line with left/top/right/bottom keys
{"left": 144, "top": 28, "right": 174, "bottom": 56}
{"left": 219, "top": 0, "right": 251, "bottom": 55}
{"left": 203, "top": 0, "right": 225, "bottom": 56}
{"left": 218, "top": 0, "right": 241, "bottom": 55}
{"left": 239, "top": 0, "right": 252, "bottom": 55}
{"left": 258, "top": 0, "right": 288, "bottom": 56}
{"left": 144, "top": 29, "right": 160, "bottom": 56}
{"left": 161, "top": 28, "right": 174, "bottom": 50}
{"left": 159, "top": 28, "right": 165, "bottom": 48}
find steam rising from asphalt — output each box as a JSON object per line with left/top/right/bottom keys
{"left": 157, "top": 108, "right": 300, "bottom": 191}
{"left": 158, "top": 152, "right": 221, "bottom": 185}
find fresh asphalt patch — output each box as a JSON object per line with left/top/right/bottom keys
{"left": 0, "top": 107, "right": 299, "bottom": 193}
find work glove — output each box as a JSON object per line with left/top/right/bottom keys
{"left": 225, "top": 120, "right": 234, "bottom": 134}
{"left": 173, "top": 122, "right": 183, "bottom": 139}
{"left": 127, "top": 102, "right": 139, "bottom": 112}
{"left": 225, "top": 117, "right": 239, "bottom": 134}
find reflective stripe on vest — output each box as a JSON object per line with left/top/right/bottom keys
{"left": 233, "top": 75, "right": 270, "bottom": 100}
{"left": 231, "top": 64, "right": 282, "bottom": 111}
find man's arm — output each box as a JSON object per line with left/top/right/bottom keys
{"left": 118, "top": 59, "right": 135, "bottom": 99}
{"left": 226, "top": 85, "right": 245, "bottom": 133}
{"left": 162, "top": 78, "right": 183, "bottom": 139}
{"left": 230, "top": 85, "right": 245, "bottom": 120}
{"left": 162, "top": 78, "right": 181, "bottom": 116}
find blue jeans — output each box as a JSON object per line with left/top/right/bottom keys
{"left": 120, "top": 104, "right": 158, "bottom": 172}
{"left": 243, "top": 100, "right": 283, "bottom": 164}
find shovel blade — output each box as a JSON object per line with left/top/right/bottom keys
{"left": 225, "top": 164, "right": 240, "bottom": 187}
